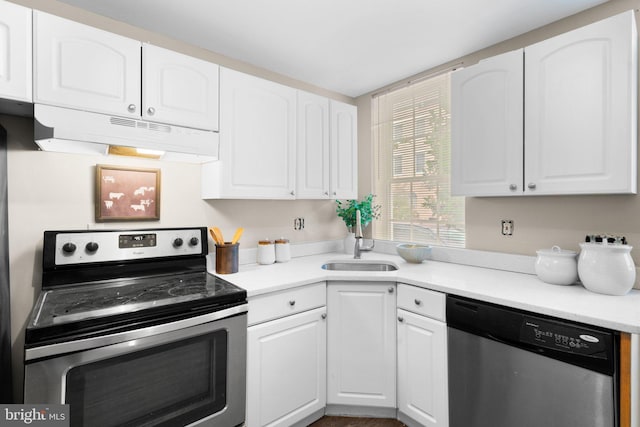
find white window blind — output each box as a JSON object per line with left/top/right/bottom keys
{"left": 372, "top": 72, "right": 465, "bottom": 247}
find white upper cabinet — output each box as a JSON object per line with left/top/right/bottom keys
{"left": 33, "top": 11, "right": 141, "bottom": 118}
{"left": 297, "top": 91, "right": 330, "bottom": 198}
{"left": 34, "top": 12, "right": 220, "bottom": 131}
{"left": 204, "top": 68, "right": 357, "bottom": 200}
{"left": 330, "top": 100, "right": 358, "bottom": 199}
{"left": 296, "top": 93, "right": 358, "bottom": 200}
{"left": 452, "top": 10, "right": 637, "bottom": 196}
{"left": 525, "top": 10, "right": 637, "bottom": 195}
{"left": 451, "top": 49, "right": 524, "bottom": 197}
{"left": 0, "top": 0, "right": 32, "bottom": 103}
{"left": 142, "top": 44, "right": 219, "bottom": 131}
{"left": 202, "top": 67, "right": 296, "bottom": 199}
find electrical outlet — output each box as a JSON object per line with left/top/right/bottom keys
{"left": 501, "top": 220, "right": 513, "bottom": 236}
{"left": 293, "top": 217, "right": 305, "bottom": 231}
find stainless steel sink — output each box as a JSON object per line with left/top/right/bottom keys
{"left": 321, "top": 260, "right": 398, "bottom": 271}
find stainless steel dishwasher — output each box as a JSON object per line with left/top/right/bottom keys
{"left": 447, "top": 295, "right": 618, "bottom": 427}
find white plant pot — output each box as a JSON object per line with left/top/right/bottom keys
{"left": 343, "top": 232, "right": 356, "bottom": 254}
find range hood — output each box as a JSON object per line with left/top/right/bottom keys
{"left": 34, "top": 104, "right": 219, "bottom": 163}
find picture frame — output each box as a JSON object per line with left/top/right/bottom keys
{"left": 95, "top": 165, "right": 161, "bottom": 222}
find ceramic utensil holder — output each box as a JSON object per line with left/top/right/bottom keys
{"left": 216, "top": 243, "right": 239, "bottom": 274}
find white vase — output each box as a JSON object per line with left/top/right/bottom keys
{"left": 343, "top": 232, "right": 356, "bottom": 254}
{"left": 578, "top": 242, "right": 635, "bottom": 295}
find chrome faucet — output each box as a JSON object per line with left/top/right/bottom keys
{"left": 354, "top": 209, "right": 375, "bottom": 259}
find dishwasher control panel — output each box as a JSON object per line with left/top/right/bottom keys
{"left": 447, "top": 294, "right": 616, "bottom": 376}
{"left": 520, "top": 317, "right": 609, "bottom": 358}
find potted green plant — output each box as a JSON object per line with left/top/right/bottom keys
{"left": 336, "top": 194, "right": 381, "bottom": 252}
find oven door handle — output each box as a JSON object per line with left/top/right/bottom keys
{"left": 25, "top": 303, "right": 248, "bottom": 362}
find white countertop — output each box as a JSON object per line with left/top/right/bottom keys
{"left": 213, "top": 251, "right": 640, "bottom": 334}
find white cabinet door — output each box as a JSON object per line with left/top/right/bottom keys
{"left": 327, "top": 282, "right": 396, "bottom": 407}
{"left": 451, "top": 49, "right": 523, "bottom": 196}
{"left": 209, "top": 67, "right": 296, "bottom": 199}
{"left": 247, "top": 307, "right": 327, "bottom": 427}
{"left": 330, "top": 100, "right": 358, "bottom": 199}
{"left": 525, "top": 10, "right": 637, "bottom": 195}
{"left": 142, "top": 44, "right": 219, "bottom": 131}
{"left": 33, "top": 11, "right": 141, "bottom": 118}
{"left": 0, "top": 1, "right": 31, "bottom": 102}
{"left": 297, "top": 91, "right": 330, "bottom": 199}
{"left": 397, "top": 309, "right": 448, "bottom": 427}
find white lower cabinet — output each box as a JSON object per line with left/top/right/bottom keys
{"left": 246, "top": 284, "right": 326, "bottom": 427}
{"left": 397, "top": 284, "right": 448, "bottom": 427}
{"left": 247, "top": 281, "right": 448, "bottom": 425}
{"left": 397, "top": 310, "right": 448, "bottom": 426}
{"left": 327, "top": 281, "right": 396, "bottom": 408}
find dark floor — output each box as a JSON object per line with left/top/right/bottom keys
{"left": 308, "top": 416, "right": 406, "bottom": 427}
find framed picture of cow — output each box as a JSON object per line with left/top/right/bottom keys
{"left": 95, "top": 165, "right": 161, "bottom": 222}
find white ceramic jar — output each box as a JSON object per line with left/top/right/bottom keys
{"left": 257, "top": 239, "right": 275, "bottom": 265}
{"left": 578, "top": 242, "right": 635, "bottom": 295}
{"left": 275, "top": 238, "right": 291, "bottom": 263}
{"left": 535, "top": 246, "right": 578, "bottom": 286}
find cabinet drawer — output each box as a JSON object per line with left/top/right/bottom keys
{"left": 397, "top": 284, "right": 445, "bottom": 321}
{"left": 248, "top": 282, "right": 326, "bottom": 326}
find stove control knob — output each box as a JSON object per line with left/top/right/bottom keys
{"left": 62, "top": 242, "right": 77, "bottom": 254}
{"left": 85, "top": 242, "right": 99, "bottom": 253}
{"left": 189, "top": 237, "right": 199, "bottom": 246}
{"left": 173, "top": 238, "right": 184, "bottom": 247}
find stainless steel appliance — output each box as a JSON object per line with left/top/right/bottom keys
{"left": 24, "top": 227, "right": 247, "bottom": 427}
{"left": 447, "top": 295, "right": 618, "bottom": 427}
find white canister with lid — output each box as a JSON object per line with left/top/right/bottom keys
{"left": 257, "top": 239, "right": 275, "bottom": 265}
{"left": 578, "top": 241, "right": 635, "bottom": 295}
{"left": 535, "top": 246, "right": 578, "bottom": 286}
{"left": 275, "top": 238, "right": 291, "bottom": 262}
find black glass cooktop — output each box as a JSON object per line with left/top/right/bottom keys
{"left": 25, "top": 272, "right": 246, "bottom": 347}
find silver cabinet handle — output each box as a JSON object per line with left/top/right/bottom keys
{"left": 289, "top": 300, "right": 295, "bottom": 306}
{"left": 509, "top": 184, "right": 517, "bottom": 191}
{"left": 333, "top": 192, "right": 336, "bottom": 196}
{"left": 398, "top": 316, "right": 404, "bottom": 323}
{"left": 324, "top": 192, "right": 329, "bottom": 196}
{"left": 388, "top": 287, "right": 394, "bottom": 294}
{"left": 321, "top": 313, "right": 327, "bottom": 319}
{"left": 414, "top": 299, "right": 422, "bottom": 306}
{"left": 290, "top": 191, "right": 295, "bottom": 196}
{"left": 127, "top": 104, "right": 136, "bottom": 113}
{"left": 527, "top": 182, "right": 536, "bottom": 190}
{"left": 147, "top": 107, "right": 156, "bottom": 115}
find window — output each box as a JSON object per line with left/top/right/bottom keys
{"left": 372, "top": 72, "right": 465, "bottom": 247}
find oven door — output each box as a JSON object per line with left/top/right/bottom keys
{"left": 25, "top": 310, "right": 246, "bottom": 427}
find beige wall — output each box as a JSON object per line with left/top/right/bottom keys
{"left": 357, "top": 0, "right": 640, "bottom": 259}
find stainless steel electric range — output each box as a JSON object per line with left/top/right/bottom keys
{"left": 24, "top": 227, "right": 247, "bottom": 427}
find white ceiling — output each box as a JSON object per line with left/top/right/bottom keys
{"left": 56, "top": 0, "right": 608, "bottom": 97}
